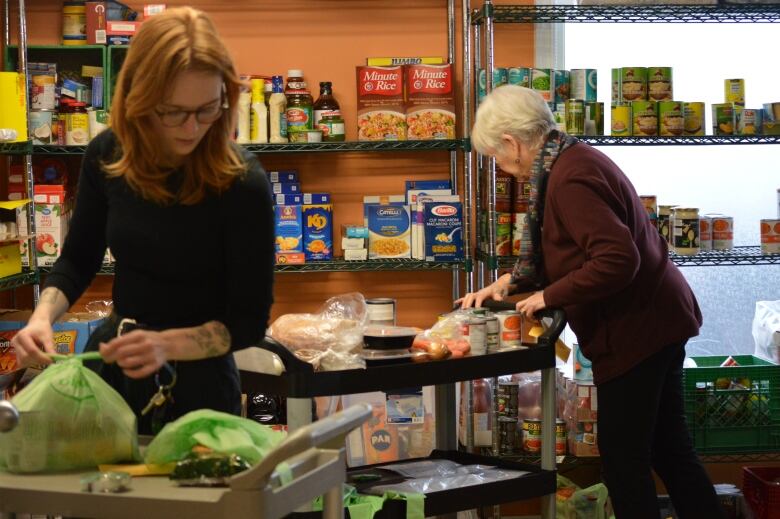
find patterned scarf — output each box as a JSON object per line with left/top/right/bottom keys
{"left": 511, "top": 130, "right": 579, "bottom": 289}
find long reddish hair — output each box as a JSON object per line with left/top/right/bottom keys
{"left": 105, "top": 7, "right": 245, "bottom": 205}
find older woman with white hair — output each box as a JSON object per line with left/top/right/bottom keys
{"left": 458, "top": 85, "right": 723, "bottom": 519}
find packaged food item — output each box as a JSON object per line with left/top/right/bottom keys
{"left": 274, "top": 204, "right": 303, "bottom": 254}
{"left": 658, "top": 101, "right": 684, "bottom": 136}
{"left": 367, "top": 203, "right": 411, "bottom": 259}
{"left": 236, "top": 91, "right": 250, "bottom": 144}
{"left": 303, "top": 193, "right": 333, "bottom": 261}
{"left": 356, "top": 66, "right": 406, "bottom": 141}
{"left": 531, "top": 68, "right": 553, "bottom": 103}
{"left": 250, "top": 78, "right": 268, "bottom": 144}
{"left": 632, "top": 100, "right": 657, "bottom": 136}
{"left": 724, "top": 78, "right": 745, "bottom": 107}
{"left": 712, "top": 103, "right": 735, "bottom": 136}
{"left": 313, "top": 81, "right": 341, "bottom": 130}
{"left": 710, "top": 215, "right": 734, "bottom": 250}
{"left": 647, "top": 67, "right": 673, "bottom": 101}
{"left": 620, "top": 67, "right": 647, "bottom": 103}
{"left": 285, "top": 69, "right": 314, "bottom": 141}
{"left": 761, "top": 219, "right": 780, "bottom": 254}
{"left": 269, "top": 75, "right": 288, "bottom": 143}
{"left": 672, "top": 207, "right": 700, "bottom": 255}
{"left": 565, "top": 99, "right": 585, "bottom": 136}
{"left": 405, "top": 64, "right": 455, "bottom": 140}
{"left": 584, "top": 102, "right": 604, "bottom": 136}
{"left": 684, "top": 102, "right": 705, "bottom": 136}
{"left": 423, "top": 201, "right": 462, "bottom": 262}
{"left": 611, "top": 104, "right": 631, "bottom": 136}
{"left": 569, "top": 69, "right": 597, "bottom": 102}
{"left": 507, "top": 67, "right": 530, "bottom": 88}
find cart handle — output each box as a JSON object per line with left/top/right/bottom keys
{"left": 460, "top": 301, "right": 567, "bottom": 348}
{"left": 230, "top": 403, "right": 372, "bottom": 491}
{"left": 258, "top": 336, "right": 315, "bottom": 374}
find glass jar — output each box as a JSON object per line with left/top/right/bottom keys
{"left": 672, "top": 207, "right": 700, "bottom": 256}
{"left": 319, "top": 115, "right": 345, "bottom": 142}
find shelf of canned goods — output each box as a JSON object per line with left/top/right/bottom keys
{"left": 0, "top": 270, "right": 38, "bottom": 292}
{"left": 479, "top": 247, "right": 780, "bottom": 269}
{"left": 472, "top": 4, "right": 780, "bottom": 25}
{"left": 581, "top": 135, "right": 780, "bottom": 146}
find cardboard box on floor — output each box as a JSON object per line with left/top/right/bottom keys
{"left": 0, "top": 310, "right": 106, "bottom": 374}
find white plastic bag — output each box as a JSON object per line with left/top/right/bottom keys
{"left": 752, "top": 301, "right": 780, "bottom": 363}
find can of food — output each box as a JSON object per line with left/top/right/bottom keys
{"left": 29, "top": 110, "right": 54, "bottom": 144}
{"left": 737, "top": 108, "right": 761, "bottom": 135}
{"left": 496, "top": 310, "right": 523, "bottom": 349}
{"left": 620, "top": 67, "right": 647, "bottom": 103}
{"left": 672, "top": 207, "right": 700, "bottom": 255}
{"left": 62, "top": 2, "right": 87, "bottom": 46}
{"left": 684, "top": 102, "right": 706, "bottom": 136}
{"left": 724, "top": 78, "right": 745, "bottom": 107}
{"left": 477, "top": 69, "right": 487, "bottom": 103}
{"left": 65, "top": 109, "right": 89, "bottom": 146}
{"left": 512, "top": 212, "right": 529, "bottom": 256}
{"left": 493, "top": 67, "right": 508, "bottom": 89}
{"left": 611, "top": 68, "right": 621, "bottom": 104}
{"left": 710, "top": 215, "right": 734, "bottom": 250}
{"left": 712, "top": 103, "right": 736, "bottom": 136}
{"left": 88, "top": 108, "right": 108, "bottom": 139}
{"left": 555, "top": 419, "right": 567, "bottom": 456}
{"left": 484, "top": 315, "right": 500, "bottom": 353}
{"left": 584, "top": 102, "right": 604, "bottom": 136}
{"left": 639, "top": 195, "right": 658, "bottom": 228}
{"left": 30, "top": 74, "right": 56, "bottom": 110}
{"left": 523, "top": 418, "right": 542, "bottom": 453}
{"left": 531, "top": 69, "right": 553, "bottom": 103}
{"left": 516, "top": 181, "right": 531, "bottom": 202}
{"left": 496, "top": 212, "right": 512, "bottom": 256}
{"left": 570, "top": 69, "right": 597, "bottom": 102}
{"left": 508, "top": 67, "right": 530, "bottom": 88}
{"left": 632, "top": 100, "right": 658, "bottom": 136}
{"left": 658, "top": 101, "right": 685, "bottom": 137}
{"left": 611, "top": 104, "right": 632, "bottom": 136}
{"left": 497, "top": 381, "right": 519, "bottom": 418}
{"left": 658, "top": 205, "right": 676, "bottom": 244}
{"left": 647, "top": 67, "right": 673, "bottom": 101}
{"left": 366, "top": 298, "right": 396, "bottom": 326}
{"left": 761, "top": 219, "right": 780, "bottom": 254}
{"left": 499, "top": 417, "right": 520, "bottom": 455}
{"left": 565, "top": 99, "right": 585, "bottom": 136}
{"left": 699, "top": 215, "right": 713, "bottom": 252}
{"left": 495, "top": 171, "right": 514, "bottom": 213}
{"left": 462, "top": 317, "right": 487, "bottom": 355}
{"left": 554, "top": 70, "right": 571, "bottom": 107}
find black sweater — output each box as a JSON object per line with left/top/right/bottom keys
{"left": 45, "top": 130, "right": 275, "bottom": 427}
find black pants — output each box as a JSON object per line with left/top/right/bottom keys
{"left": 597, "top": 342, "right": 725, "bottom": 519}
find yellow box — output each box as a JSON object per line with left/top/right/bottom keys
{"left": 724, "top": 78, "right": 745, "bottom": 107}
{"left": 0, "top": 240, "right": 22, "bottom": 279}
{"left": 0, "top": 72, "right": 28, "bottom": 142}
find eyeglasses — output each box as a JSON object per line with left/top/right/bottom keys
{"left": 155, "top": 100, "right": 228, "bottom": 128}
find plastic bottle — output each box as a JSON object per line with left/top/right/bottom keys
{"left": 285, "top": 69, "right": 314, "bottom": 142}
{"left": 250, "top": 78, "right": 268, "bottom": 144}
{"left": 236, "top": 91, "right": 251, "bottom": 144}
{"left": 269, "top": 75, "right": 288, "bottom": 144}
{"left": 313, "top": 81, "right": 341, "bottom": 127}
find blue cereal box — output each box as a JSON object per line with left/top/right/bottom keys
{"left": 366, "top": 204, "right": 411, "bottom": 259}
{"left": 274, "top": 205, "right": 303, "bottom": 253}
{"left": 267, "top": 170, "right": 299, "bottom": 183}
{"left": 271, "top": 182, "right": 301, "bottom": 195}
{"left": 274, "top": 194, "right": 303, "bottom": 206}
{"left": 303, "top": 202, "right": 333, "bottom": 261}
{"left": 424, "top": 201, "right": 462, "bottom": 262}
{"left": 304, "top": 193, "right": 331, "bottom": 205}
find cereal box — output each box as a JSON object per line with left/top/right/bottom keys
{"left": 423, "top": 201, "right": 462, "bottom": 262}
{"left": 267, "top": 170, "right": 298, "bottom": 184}
{"left": 356, "top": 66, "right": 406, "bottom": 141}
{"left": 274, "top": 204, "right": 303, "bottom": 255}
{"left": 366, "top": 204, "right": 411, "bottom": 259}
{"left": 274, "top": 194, "right": 303, "bottom": 206}
{"left": 405, "top": 64, "right": 455, "bottom": 140}
{"left": 303, "top": 193, "right": 333, "bottom": 261}
{"left": 271, "top": 182, "right": 301, "bottom": 195}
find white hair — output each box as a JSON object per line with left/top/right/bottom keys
{"left": 471, "top": 85, "right": 556, "bottom": 155}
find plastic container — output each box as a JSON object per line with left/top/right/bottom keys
{"left": 743, "top": 466, "right": 780, "bottom": 519}
{"left": 62, "top": 2, "right": 87, "bottom": 46}
{"left": 683, "top": 355, "right": 780, "bottom": 453}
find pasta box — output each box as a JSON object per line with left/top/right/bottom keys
{"left": 366, "top": 204, "right": 411, "bottom": 259}
{"left": 356, "top": 66, "right": 406, "bottom": 141}
{"left": 274, "top": 204, "right": 303, "bottom": 254}
{"left": 271, "top": 182, "right": 301, "bottom": 195}
{"left": 303, "top": 193, "right": 333, "bottom": 261}
{"left": 267, "top": 170, "right": 298, "bottom": 183}
{"left": 423, "top": 201, "right": 462, "bottom": 262}
{"left": 405, "top": 64, "right": 455, "bottom": 140}
{"left": 274, "top": 194, "right": 303, "bottom": 206}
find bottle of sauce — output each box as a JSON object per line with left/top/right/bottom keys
{"left": 250, "top": 78, "right": 268, "bottom": 144}
{"left": 269, "top": 75, "right": 288, "bottom": 144}
{"left": 313, "top": 81, "right": 341, "bottom": 127}
{"left": 285, "top": 69, "right": 313, "bottom": 142}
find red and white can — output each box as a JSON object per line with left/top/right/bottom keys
{"left": 709, "top": 214, "right": 734, "bottom": 250}
{"left": 699, "top": 215, "right": 712, "bottom": 251}
{"left": 761, "top": 219, "right": 780, "bottom": 254}
{"left": 496, "top": 310, "right": 522, "bottom": 349}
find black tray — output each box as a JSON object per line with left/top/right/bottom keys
{"left": 289, "top": 449, "right": 556, "bottom": 518}
{"left": 241, "top": 307, "right": 565, "bottom": 398}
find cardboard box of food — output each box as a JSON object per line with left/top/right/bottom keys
{"left": 405, "top": 64, "right": 455, "bottom": 140}
{"left": 274, "top": 205, "right": 303, "bottom": 255}
{"left": 303, "top": 196, "right": 333, "bottom": 261}
{"left": 366, "top": 204, "right": 411, "bottom": 259}
{"left": 356, "top": 66, "right": 406, "bottom": 141}
{"left": 86, "top": 2, "right": 108, "bottom": 45}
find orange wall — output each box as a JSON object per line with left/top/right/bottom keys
{"left": 2, "top": 0, "right": 534, "bottom": 328}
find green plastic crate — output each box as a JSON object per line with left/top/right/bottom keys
{"left": 683, "top": 355, "right": 780, "bottom": 454}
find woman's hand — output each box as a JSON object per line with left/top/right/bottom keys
{"left": 516, "top": 290, "right": 547, "bottom": 320}
{"left": 455, "top": 273, "right": 512, "bottom": 309}
{"left": 11, "top": 318, "right": 55, "bottom": 368}
{"left": 100, "top": 330, "right": 171, "bottom": 379}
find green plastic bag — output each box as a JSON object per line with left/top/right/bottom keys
{"left": 144, "top": 409, "right": 286, "bottom": 466}
{"left": 556, "top": 475, "right": 614, "bottom": 519}
{"left": 0, "top": 353, "right": 140, "bottom": 473}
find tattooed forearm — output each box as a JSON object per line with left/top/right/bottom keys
{"left": 183, "top": 322, "right": 231, "bottom": 359}
{"left": 207, "top": 321, "right": 231, "bottom": 350}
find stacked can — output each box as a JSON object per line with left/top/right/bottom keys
{"left": 531, "top": 68, "right": 553, "bottom": 104}
{"left": 508, "top": 67, "right": 530, "bottom": 88}
{"left": 496, "top": 310, "right": 523, "bottom": 349}
{"left": 647, "top": 67, "right": 673, "bottom": 101}
{"left": 710, "top": 215, "right": 734, "bottom": 250}
{"left": 658, "top": 101, "right": 685, "bottom": 137}
{"left": 620, "top": 67, "right": 647, "bottom": 103}
{"left": 570, "top": 69, "right": 597, "bottom": 103}
{"left": 485, "top": 314, "right": 500, "bottom": 353}
{"left": 672, "top": 207, "right": 700, "bottom": 255}
{"left": 497, "top": 381, "right": 519, "bottom": 419}
{"left": 462, "top": 316, "right": 487, "bottom": 355}
{"left": 584, "top": 102, "right": 604, "bottom": 136}
{"left": 684, "top": 102, "right": 706, "bottom": 136}
{"left": 737, "top": 108, "right": 762, "bottom": 136}
{"left": 633, "top": 100, "right": 658, "bottom": 136}
{"left": 565, "top": 99, "right": 585, "bottom": 136}
{"left": 658, "top": 205, "right": 676, "bottom": 244}
{"left": 611, "top": 104, "right": 632, "bottom": 136}
{"left": 761, "top": 219, "right": 780, "bottom": 254}
{"left": 699, "top": 215, "right": 713, "bottom": 251}
{"left": 499, "top": 417, "right": 520, "bottom": 455}
{"left": 496, "top": 212, "right": 513, "bottom": 256}
{"left": 712, "top": 104, "right": 736, "bottom": 136}
{"left": 554, "top": 70, "right": 570, "bottom": 111}
{"left": 523, "top": 418, "right": 542, "bottom": 453}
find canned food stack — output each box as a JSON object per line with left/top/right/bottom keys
{"left": 480, "top": 171, "right": 532, "bottom": 257}
{"left": 611, "top": 67, "right": 681, "bottom": 137}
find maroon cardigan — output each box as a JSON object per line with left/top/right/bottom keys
{"left": 539, "top": 142, "right": 702, "bottom": 384}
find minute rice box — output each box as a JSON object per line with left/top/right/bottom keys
{"left": 356, "top": 66, "right": 406, "bottom": 141}
{"left": 366, "top": 203, "right": 411, "bottom": 259}
{"left": 405, "top": 64, "right": 455, "bottom": 140}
